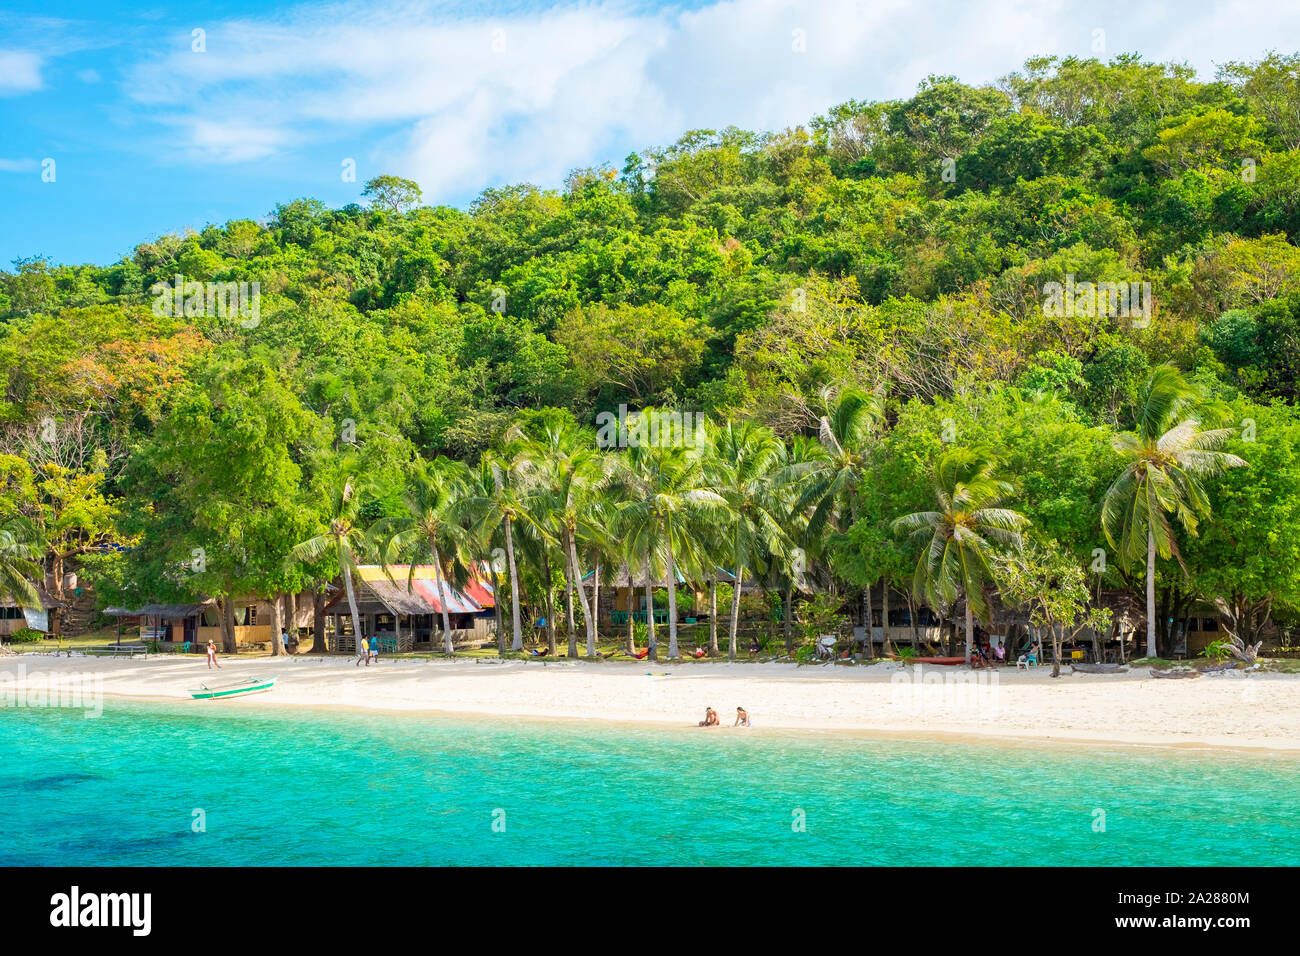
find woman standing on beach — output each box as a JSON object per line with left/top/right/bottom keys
{"left": 206, "top": 641, "right": 221, "bottom": 669}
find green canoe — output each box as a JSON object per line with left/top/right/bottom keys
{"left": 190, "top": 676, "right": 277, "bottom": 700}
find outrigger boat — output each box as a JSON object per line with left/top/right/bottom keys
{"left": 189, "top": 676, "right": 277, "bottom": 700}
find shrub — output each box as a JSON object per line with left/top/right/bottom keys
{"left": 1200, "top": 639, "right": 1233, "bottom": 663}
{"left": 7, "top": 627, "right": 42, "bottom": 644}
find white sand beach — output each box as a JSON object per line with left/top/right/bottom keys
{"left": 4, "top": 653, "right": 1299, "bottom": 753}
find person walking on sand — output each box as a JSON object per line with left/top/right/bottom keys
{"left": 356, "top": 636, "right": 370, "bottom": 667}
{"left": 734, "top": 706, "right": 751, "bottom": 727}
{"left": 205, "top": 640, "right": 221, "bottom": 669}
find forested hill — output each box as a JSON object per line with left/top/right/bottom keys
{"left": 3, "top": 53, "right": 1300, "bottom": 634}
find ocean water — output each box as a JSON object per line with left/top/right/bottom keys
{"left": 2, "top": 701, "right": 1296, "bottom": 866}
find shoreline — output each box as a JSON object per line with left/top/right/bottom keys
{"left": 4, "top": 654, "right": 1300, "bottom": 755}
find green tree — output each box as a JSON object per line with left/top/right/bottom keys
{"left": 1100, "top": 365, "right": 1247, "bottom": 657}
{"left": 292, "top": 469, "right": 371, "bottom": 656}
{"left": 892, "top": 448, "right": 1028, "bottom": 662}
{"left": 362, "top": 175, "right": 424, "bottom": 214}
{"left": 372, "top": 458, "right": 471, "bottom": 655}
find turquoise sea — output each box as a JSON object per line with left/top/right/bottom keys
{"left": 3, "top": 701, "right": 1297, "bottom": 866}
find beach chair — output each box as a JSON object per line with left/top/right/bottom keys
{"left": 1016, "top": 651, "right": 1038, "bottom": 669}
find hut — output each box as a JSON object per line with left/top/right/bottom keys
{"left": 0, "top": 581, "right": 66, "bottom": 638}
{"left": 323, "top": 565, "right": 496, "bottom": 652}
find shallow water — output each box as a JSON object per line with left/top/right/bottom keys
{"left": 2, "top": 701, "right": 1296, "bottom": 865}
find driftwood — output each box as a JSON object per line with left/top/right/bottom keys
{"left": 1151, "top": 667, "right": 1203, "bottom": 679}
{"left": 1070, "top": 662, "right": 1128, "bottom": 674}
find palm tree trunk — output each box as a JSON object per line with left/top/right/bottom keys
{"left": 505, "top": 516, "right": 523, "bottom": 651}
{"left": 567, "top": 531, "right": 596, "bottom": 657}
{"left": 645, "top": 575, "right": 657, "bottom": 661}
{"left": 563, "top": 532, "right": 577, "bottom": 658}
{"left": 431, "top": 544, "right": 453, "bottom": 655}
{"left": 708, "top": 576, "right": 718, "bottom": 656}
{"left": 728, "top": 566, "right": 743, "bottom": 661}
{"left": 589, "top": 563, "right": 601, "bottom": 658}
{"left": 783, "top": 585, "right": 793, "bottom": 655}
{"left": 270, "top": 592, "right": 284, "bottom": 657}
{"left": 626, "top": 597, "right": 635, "bottom": 655}
{"left": 907, "top": 592, "right": 919, "bottom": 654}
{"left": 882, "top": 580, "right": 891, "bottom": 655}
{"left": 964, "top": 601, "right": 974, "bottom": 664}
{"left": 311, "top": 589, "right": 327, "bottom": 654}
{"left": 666, "top": 537, "right": 680, "bottom": 659}
{"left": 1146, "top": 526, "right": 1157, "bottom": 658}
{"left": 220, "top": 597, "right": 237, "bottom": 655}
{"left": 542, "top": 550, "right": 556, "bottom": 654}
{"left": 862, "top": 584, "right": 874, "bottom": 660}
{"left": 493, "top": 576, "right": 505, "bottom": 655}
{"left": 342, "top": 562, "right": 363, "bottom": 656}
{"left": 1051, "top": 621, "right": 1062, "bottom": 678}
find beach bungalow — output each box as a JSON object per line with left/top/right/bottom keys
{"left": 0, "top": 581, "right": 65, "bottom": 638}
{"left": 322, "top": 565, "right": 496, "bottom": 652}
{"left": 104, "top": 593, "right": 315, "bottom": 648}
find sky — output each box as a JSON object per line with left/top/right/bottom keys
{"left": 1, "top": 0, "right": 1297, "bottom": 267}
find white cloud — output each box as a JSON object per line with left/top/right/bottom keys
{"left": 118, "top": 0, "right": 1300, "bottom": 196}
{"left": 0, "top": 50, "right": 44, "bottom": 95}
{"left": 0, "top": 158, "right": 39, "bottom": 173}
{"left": 77, "top": 68, "right": 101, "bottom": 83}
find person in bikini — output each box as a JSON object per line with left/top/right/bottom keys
{"left": 734, "top": 706, "right": 751, "bottom": 727}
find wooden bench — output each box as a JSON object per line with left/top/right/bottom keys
{"left": 87, "top": 644, "right": 149, "bottom": 656}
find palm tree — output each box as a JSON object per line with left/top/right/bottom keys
{"left": 791, "top": 386, "right": 883, "bottom": 654}
{"left": 459, "top": 454, "right": 526, "bottom": 651}
{"left": 0, "top": 517, "right": 42, "bottom": 610}
{"left": 291, "top": 471, "right": 369, "bottom": 654}
{"left": 613, "top": 418, "right": 730, "bottom": 659}
{"left": 511, "top": 418, "right": 609, "bottom": 658}
{"left": 892, "top": 449, "right": 1028, "bottom": 662}
{"left": 708, "top": 421, "right": 790, "bottom": 660}
{"left": 1101, "top": 365, "right": 1247, "bottom": 658}
{"left": 798, "top": 386, "right": 884, "bottom": 535}
{"left": 372, "top": 458, "right": 470, "bottom": 655}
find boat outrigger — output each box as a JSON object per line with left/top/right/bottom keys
{"left": 189, "top": 676, "right": 277, "bottom": 700}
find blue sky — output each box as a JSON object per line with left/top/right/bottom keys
{"left": 2, "top": 0, "right": 1297, "bottom": 267}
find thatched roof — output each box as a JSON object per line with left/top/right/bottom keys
{"left": 1, "top": 581, "right": 68, "bottom": 610}
{"left": 103, "top": 602, "right": 208, "bottom": 618}
{"left": 325, "top": 566, "right": 491, "bottom": 616}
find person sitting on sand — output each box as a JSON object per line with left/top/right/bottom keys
{"left": 734, "top": 706, "right": 751, "bottom": 727}
{"left": 698, "top": 707, "right": 720, "bottom": 727}
{"left": 748, "top": 636, "right": 761, "bottom": 655}
{"left": 994, "top": 641, "right": 1006, "bottom": 662}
